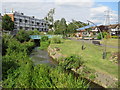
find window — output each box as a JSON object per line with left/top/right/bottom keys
{"left": 25, "top": 20, "right": 28, "bottom": 23}
{"left": 37, "top": 22, "right": 39, "bottom": 25}
{"left": 32, "top": 21, "right": 34, "bottom": 24}
{"left": 19, "top": 19, "right": 22, "bottom": 22}
{"left": 32, "top": 28, "right": 34, "bottom": 30}
{"left": 41, "top": 23, "right": 43, "bottom": 25}
{"left": 14, "top": 18, "right": 16, "bottom": 21}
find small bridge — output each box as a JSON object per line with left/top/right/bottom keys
{"left": 30, "top": 35, "right": 62, "bottom": 39}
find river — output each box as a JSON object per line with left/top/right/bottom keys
{"left": 30, "top": 47, "right": 57, "bottom": 67}
{"left": 30, "top": 47, "right": 105, "bottom": 89}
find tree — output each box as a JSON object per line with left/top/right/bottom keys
{"left": 44, "top": 8, "right": 55, "bottom": 30}
{"left": 54, "top": 18, "right": 67, "bottom": 35}
{"left": 67, "top": 20, "right": 88, "bottom": 34}
{"left": 2, "top": 14, "right": 14, "bottom": 31}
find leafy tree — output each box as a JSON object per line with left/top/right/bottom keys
{"left": 54, "top": 18, "right": 67, "bottom": 35}
{"left": 15, "top": 29, "right": 30, "bottom": 43}
{"left": 2, "top": 14, "right": 14, "bottom": 31}
{"left": 44, "top": 8, "right": 55, "bottom": 30}
{"left": 67, "top": 23, "right": 77, "bottom": 33}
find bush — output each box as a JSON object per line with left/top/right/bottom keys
{"left": 41, "top": 36, "right": 49, "bottom": 42}
{"left": 51, "top": 36, "right": 62, "bottom": 44}
{"left": 15, "top": 29, "right": 30, "bottom": 43}
{"left": 39, "top": 36, "right": 50, "bottom": 50}
{"left": 59, "top": 55, "right": 84, "bottom": 70}
{"left": 111, "top": 36, "right": 119, "bottom": 39}
{"left": 39, "top": 41, "right": 50, "bottom": 50}
{"left": 97, "top": 32, "right": 109, "bottom": 39}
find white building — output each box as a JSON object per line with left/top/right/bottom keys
{"left": 6, "top": 11, "right": 49, "bottom": 32}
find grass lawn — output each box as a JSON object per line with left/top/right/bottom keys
{"left": 50, "top": 39, "right": 118, "bottom": 78}
{"left": 100, "top": 38, "right": 118, "bottom": 47}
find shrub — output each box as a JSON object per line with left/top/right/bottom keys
{"left": 111, "top": 36, "right": 119, "bottom": 39}
{"left": 39, "top": 41, "right": 50, "bottom": 50}
{"left": 51, "top": 36, "right": 62, "bottom": 44}
{"left": 97, "top": 32, "right": 109, "bottom": 39}
{"left": 15, "top": 29, "right": 30, "bottom": 43}
{"left": 59, "top": 55, "right": 84, "bottom": 70}
{"left": 39, "top": 36, "right": 50, "bottom": 50}
{"left": 41, "top": 36, "right": 49, "bottom": 42}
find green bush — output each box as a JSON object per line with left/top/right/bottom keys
{"left": 51, "top": 36, "right": 62, "bottom": 44}
{"left": 97, "top": 32, "right": 108, "bottom": 39}
{"left": 41, "top": 36, "right": 49, "bottom": 42}
{"left": 39, "top": 41, "right": 50, "bottom": 50}
{"left": 111, "top": 36, "right": 119, "bottom": 39}
{"left": 15, "top": 29, "right": 30, "bottom": 43}
{"left": 59, "top": 55, "right": 84, "bottom": 70}
{"left": 39, "top": 36, "right": 50, "bottom": 50}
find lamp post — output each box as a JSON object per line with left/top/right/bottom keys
{"left": 87, "top": 20, "right": 106, "bottom": 59}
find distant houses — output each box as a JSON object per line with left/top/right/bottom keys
{"left": 76, "top": 24, "right": 120, "bottom": 39}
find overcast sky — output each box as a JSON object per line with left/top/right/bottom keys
{"left": 1, "top": 0, "right": 119, "bottom": 24}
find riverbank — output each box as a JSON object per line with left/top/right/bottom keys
{"left": 47, "top": 40, "right": 118, "bottom": 88}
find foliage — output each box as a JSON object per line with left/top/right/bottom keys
{"left": 31, "top": 64, "right": 88, "bottom": 88}
{"left": 2, "top": 34, "right": 13, "bottom": 55}
{"left": 44, "top": 8, "right": 55, "bottom": 29}
{"left": 2, "top": 33, "right": 35, "bottom": 81}
{"left": 31, "top": 64, "right": 54, "bottom": 88}
{"left": 50, "top": 36, "right": 62, "bottom": 44}
{"left": 49, "top": 66, "right": 88, "bottom": 88}
{"left": 15, "top": 29, "right": 30, "bottom": 43}
{"left": 27, "top": 29, "right": 40, "bottom": 35}
{"left": 39, "top": 41, "right": 50, "bottom": 50}
{"left": 40, "top": 36, "right": 50, "bottom": 50}
{"left": 2, "top": 14, "right": 14, "bottom": 31}
{"left": 47, "top": 30, "right": 54, "bottom": 35}
{"left": 54, "top": 18, "right": 67, "bottom": 35}
{"left": 97, "top": 32, "right": 109, "bottom": 39}
{"left": 41, "top": 36, "right": 49, "bottom": 42}
{"left": 59, "top": 55, "right": 84, "bottom": 70}
{"left": 67, "top": 20, "right": 87, "bottom": 34}
{"left": 2, "top": 32, "right": 88, "bottom": 88}
{"left": 111, "top": 36, "right": 119, "bottom": 39}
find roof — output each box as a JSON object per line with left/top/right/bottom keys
{"left": 76, "top": 24, "right": 96, "bottom": 31}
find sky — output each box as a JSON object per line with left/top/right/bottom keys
{"left": 1, "top": 0, "right": 119, "bottom": 25}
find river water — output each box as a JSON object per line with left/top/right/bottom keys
{"left": 30, "top": 47, "right": 105, "bottom": 89}
{"left": 30, "top": 47, "right": 57, "bottom": 67}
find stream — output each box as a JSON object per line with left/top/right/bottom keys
{"left": 30, "top": 47, "right": 57, "bottom": 67}
{"left": 30, "top": 47, "right": 105, "bottom": 89}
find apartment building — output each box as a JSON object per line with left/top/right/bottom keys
{"left": 6, "top": 11, "right": 49, "bottom": 32}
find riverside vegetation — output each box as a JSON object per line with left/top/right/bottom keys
{"left": 2, "top": 30, "right": 89, "bottom": 88}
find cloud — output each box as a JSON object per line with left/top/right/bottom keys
{"left": 55, "top": 0, "right": 94, "bottom": 7}
{"left": 2, "top": 0, "right": 54, "bottom": 2}
{"left": 1, "top": 1, "right": 118, "bottom": 25}
{"left": 89, "top": 5, "right": 118, "bottom": 24}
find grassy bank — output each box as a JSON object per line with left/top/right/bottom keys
{"left": 100, "top": 38, "right": 118, "bottom": 47}
{"left": 50, "top": 40, "right": 118, "bottom": 78}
